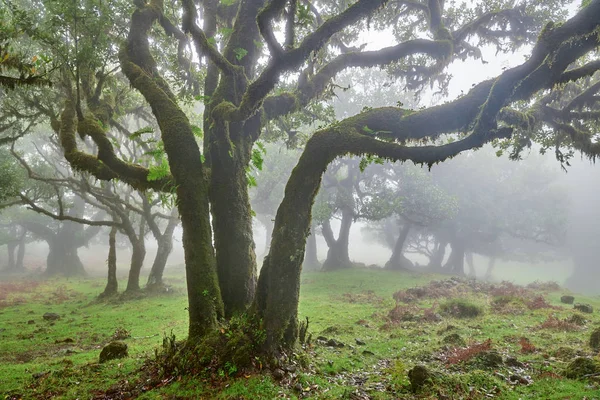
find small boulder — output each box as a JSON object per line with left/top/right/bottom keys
{"left": 442, "top": 333, "right": 465, "bottom": 347}
{"left": 271, "top": 368, "right": 285, "bottom": 380}
{"left": 563, "top": 357, "right": 599, "bottom": 379}
{"left": 574, "top": 304, "right": 593, "bottom": 314}
{"left": 566, "top": 314, "right": 587, "bottom": 326}
{"left": 326, "top": 338, "right": 344, "bottom": 348}
{"left": 560, "top": 295, "right": 575, "bottom": 304}
{"left": 42, "top": 313, "right": 60, "bottom": 321}
{"left": 505, "top": 357, "right": 525, "bottom": 368}
{"left": 408, "top": 365, "right": 432, "bottom": 392}
{"left": 590, "top": 328, "right": 600, "bottom": 351}
{"left": 99, "top": 341, "right": 128, "bottom": 363}
{"left": 355, "top": 338, "right": 366, "bottom": 346}
{"left": 477, "top": 351, "right": 503, "bottom": 368}
{"left": 27, "top": 320, "right": 35, "bottom": 325}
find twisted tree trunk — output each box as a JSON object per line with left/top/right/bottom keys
{"left": 385, "top": 223, "right": 413, "bottom": 270}
{"left": 100, "top": 226, "right": 119, "bottom": 297}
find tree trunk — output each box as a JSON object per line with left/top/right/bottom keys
{"left": 45, "top": 238, "right": 85, "bottom": 276}
{"left": 428, "top": 239, "right": 447, "bottom": 271}
{"left": 101, "top": 226, "right": 119, "bottom": 297}
{"left": 125, "top": 237, "right": 146, "bottom": 293}
{"left": 321, "top": 208, "right": 353, "bottom": 271}
{"left": 483, "top": 257, "right": 496, "bottom": 280}
{"left": 208, "top": 132, "right": 258, "bottom": 318}
{"left": 465, "top": 252, "right": 476, "bottom": 278}
{"left": 303, "top": 226, "right": 320, "bottom": 270}
{"left": 385, "top": 223, "right": 413, "bottom": 270}
{"left": 253, "top": 137, "right": 334, "bottom": 354}
{"left": 444, "top": 240, "right": 465, "bottom": 276}
{"left": 15, "top": 231, "right": 25, "bottom": 270}
{"left": 146, "top": 234, "right": 174, "bottom": 289}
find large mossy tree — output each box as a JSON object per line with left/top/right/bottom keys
{"left": 3, "top": 0, "right": 600, "bottom": 354}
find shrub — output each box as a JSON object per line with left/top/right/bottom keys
{"left": 440, "top": 299, "right": 482, "bottom": 318}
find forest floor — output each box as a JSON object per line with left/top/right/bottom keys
{"left": 1, "top": 266, "right": 600, "bottom": 399}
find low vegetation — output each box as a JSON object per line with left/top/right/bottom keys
{"left": 1, "top": 268, "right": 600, "bottom": 399}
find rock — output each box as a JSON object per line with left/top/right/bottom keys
{"left": 362, "top": 350, "right": 375, "bottom": 356}
{"left": 442, "top": 333, "right": 465, "bottom": 347}
{"left": 574, "top": 303, "right": 593, "bottom": 314}
{"left": 505, "top": 357, "right": 525, "bottom": 368}
{"left": 589, "top": 328, "right": 600, "bottom": 351}
{"left": 284, "top": 364, "right": 297, "bottom": 373}
{"left": 55, "top": 338, "right": 74, "bottom": 344}
{"left": 563, "top": 357, "right": 600, "bottom": 379}
{"left": 560, "top": 295, "right": 575, "bottom": 304}
{"left": 509, "top": 374, "right": 531, "bottom": 385}
{"left": 566, "top": 314, "right": 587, "bottom": 326}
{"left": 408, "top": 365, "right": 432, "bottom": 392}
{"left": 99, "top": 341, "right": 128, "bottom": 363}
{"left": 42, "top": 313, "right": 60, "bottom": 321}
{"left": 326, "top": 338, "right": 344, "bottom": 348}
{"left": 293, "top": 383, "right": 303, "bottom": 392}
{"left": 271, "top": 368, "right": 285, "bottom": 380}
{"left": 478, "top": 351, "right": 503, "bottom": 368}
{"left": 355, "top": 338, "right": 366, "bottom": 345}
{"left": 32, "top": 371, "right": 49, "bottom": 379}
{"left": 27, "top": 320, "right": 35, "bottom": 325}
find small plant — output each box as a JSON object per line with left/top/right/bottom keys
{"left": 445, "top": 339, "right": 493, "bottom": 365}
{"left": 535, "top": 316, "right": 581, "bottom": 332}
{"left": 519, "top": 337, "right": 536, "bottom": 354}
{"left": 440, "top": 298, "right": 482, "bottom": 318}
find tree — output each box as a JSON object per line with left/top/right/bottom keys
{"left": 4, "top": 0, "right": 600, "bottom": 355}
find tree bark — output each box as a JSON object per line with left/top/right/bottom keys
{"left": 125, "top": 239, "right": 145, "bottom": 292}
{"left": 465, "top": 252, "right": 476, "bottom": 277}
{"left": 101, "top": 226, "right": 119, "bottom": 297}
{"left": 45, "top": 237, "right": 86, "bottom": 276}
{"left": 444, "top": 239, "right": 466, "bottom": 276}
{"left": 15, "top": 231, "right": 25, "bottom": 270}
{"left": 428, "top": 238, "right": 447, "bottom": 271}
{"left": 385, "top": 223, "right": 413, "bottom": 270}
{"left": 483, "top": 256, "right": 496, "bottom": 281}
{"left": 146, "top": 233, "right": 174, "bottom": 289}
{"left": 322, "top": 208, "right": 353, "bottom": 271}
{"left": 208, "top": 120, "right": 258, "bottom": 318}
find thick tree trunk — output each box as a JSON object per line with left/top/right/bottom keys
{"left": 125, "top": 238, "right": 146, "bottom": 293}
{"left": 101, "top": 226, "right": 119, "bottom": 297}
{"left": 444, "top": 240, "right": 465, "bottom": 275}
{"left": 208, "top": 134, "right": 257, "bottom": 318}
{"left": 303, "top": 226, "right": 320, "bottom": 270}
{"left": 253, "top": 137, "right": 335, "bottom": 354}
{"left": 321, "top": 209, "right": 353, "bottom": 271}
{"left": 15, "top": 232, "right": 25, "bottom": 270}
{"left": 428, "top": 239, "right": 447, "bottom": 271}
{"left": 385, "top": 223, "right": 413, "bottom": 270}
{"left": 146, "top": 235, "right": 174, "bottom": 289}
{"left": 465, "top": 252, "right": 476, "bottom": 277}
{"left": 483, "top": 256, "right": 496, "bottom": 280}
{"left": 45, "top": 238, "right": 85, "bottom": 276}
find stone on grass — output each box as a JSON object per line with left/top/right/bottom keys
{"left": 563, "top": 357, "right": 599, "bottom": 379}
{"left": 560, "top": 295, "right": 575, "bottom": 304}
{"left": 408, "top": 365, "right": 432, "bottom": 392}
{"left": 99, "top": 341, "right": 128, "bottom": 363}
{"left": 43, "top": 313, "right": 60, "bottom": 321}
{"left": 574, "top": 303, "right": 593, "bottom": 314}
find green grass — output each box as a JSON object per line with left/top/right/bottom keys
{"left": 1, "top": 267, "right": 600, "bottom": 399}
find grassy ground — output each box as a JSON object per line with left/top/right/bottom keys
{"left": 1, "top": 267, "right": 599, "bottom": 399}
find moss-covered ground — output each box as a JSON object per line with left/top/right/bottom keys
{"left": 1, "top": 267, "right": 599, "bottom": 399}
